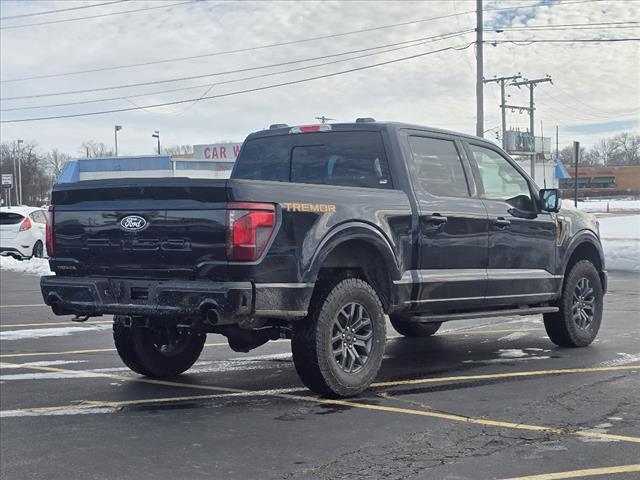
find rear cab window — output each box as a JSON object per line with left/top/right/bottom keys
{"left": 232, "top": 130, "right": 392, "bottom": 189}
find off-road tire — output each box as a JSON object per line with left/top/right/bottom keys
{"left": 390, "top": 316, "right": 442, "bottom": 337}
{"left": 113, "top": 316, "right": 206, "bottom": 377}
{"left": 543, "top": 260, "right": 603, "bottom": 347}
{"left": 292, "top": 278, "right": 386, "bottom": 398}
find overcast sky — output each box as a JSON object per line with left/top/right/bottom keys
{"left": 1, "top": 0, "right": 638, "bottom": 157}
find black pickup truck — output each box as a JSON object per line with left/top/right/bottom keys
{"left": 41, "top": 120, "right": 607, "bottom": 397}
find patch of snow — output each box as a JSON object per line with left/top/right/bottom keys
{"left": 0, "top": 324, "right": 111, "bottom": 341}
{"left": 0, "top": 360, "right": 86, "bottom": 369}
{"left": 578, "top": 199, "right": 640, "bottom": 213}
{"left": 1, "top": 406, "right": 113, "bottom": 418}
{"left": 462, "top": 356, "right": 550, "bottom": 365}
{"left": 608, "top": 417, "right": 623, "bottom": 421}
{"left": 497, "top": 349, "right": 529, "bottom": 358}
{"left": 598, "top": 214, "right": 640, "bottom": 271}
{"left": 0, "top": 256, "right": 53, "bottom": 276}
{"left": 498, "top": 331, "right": 530, "bottom": 342}
{"left": 0, "top": 371, "right": 106, "bottom": 381}
{"left": 598, "top": 353, "right": 640, "bottom": 367}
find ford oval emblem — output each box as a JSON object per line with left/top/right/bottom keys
{"left": 120, "top": 215, "right": 147, "bottom": 232}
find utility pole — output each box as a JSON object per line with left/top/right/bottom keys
{"left": 475, "top": 0, "right": 484, "bottom": 137}
{"left": 16, "top": 139, "right": 23, "bottom": 205}
{"left": 483, "top": 74, "right": 521, "bottom": 148}
{"left": 510, "top": 76, "right": 552, "bottom": 180}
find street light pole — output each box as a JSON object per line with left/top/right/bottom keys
{"left": 114, "top": 125, "right": 122, "bottom": 156}
{"left": 152, "top": 130, "right": 160, "bottom": 155}
{"left": 16, "top": 139, "right": 23, "bottom": 205}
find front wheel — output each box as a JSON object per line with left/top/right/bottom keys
{"left": 543, "top": 260, "right": 604, "bottom": 347}
{"left": 292, "top": 278, "right": 386, "bottom": 398}
{"left": 113, "top": 316, "right": 206, "bottom": 377}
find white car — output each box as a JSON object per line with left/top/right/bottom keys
{"left": 0, "top": 206, "right": 48, "bottom": 259}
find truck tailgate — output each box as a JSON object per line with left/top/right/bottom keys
{"left": 51, "top": 178, "right": 228, "bottom": 278}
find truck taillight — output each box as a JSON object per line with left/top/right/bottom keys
{"left": 46, "top": 205, "right": 55, "bottom": 257}
{"left": 19, "top": 217, "right": 32, "bottom": 231}
{"left": 226, "top": 202, "right": 276, "bottom": 262}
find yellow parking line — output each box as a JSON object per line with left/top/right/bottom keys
{"left": 501, "top": 464, "right": 640, "bottom": 480}
{"left": 2, "top": 361, "right": 639, "bottom": 444}
{"left": 372, "top": 365, "right": 640, "bottom": 388}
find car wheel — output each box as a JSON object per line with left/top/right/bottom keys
{"left": 31, "top": 241, "right": 44, "bottom": 259}
{"left": 291, "top": 277, "right": 386, "bottom": 398}
{"left": 113, "top": 316, "right": 206, "bottom": 377}
{"left": 390, "top": 316, "right": 442, "bottom": 337}
{"left": 543, "top": 260, "right": 604, "bottom": 347}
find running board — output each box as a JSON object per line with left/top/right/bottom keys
{"left": 408, "top": 306, "right": 559, "bottom": 323}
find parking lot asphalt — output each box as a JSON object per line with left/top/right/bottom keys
{"left": 0, "top": 269, "right": 639, "bottom": 480}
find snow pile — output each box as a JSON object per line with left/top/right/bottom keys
{"left": 599, "top": 215, "right": 640, "bottom": 272}
{"left": 0, "top": 256, "right": 53, "bottom": 276}
{"left": 578, "top": 199, "right": 640, "bottom": 213}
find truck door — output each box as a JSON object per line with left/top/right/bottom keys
{"left": 402, "top": 132, "right": 489, "bottom": 311}
{"left": 464, "top": 142, "right": 560, "bottom": 304}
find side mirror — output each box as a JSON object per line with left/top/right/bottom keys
{"left": 540, "top": 188, "right": 561, "bottom": 212}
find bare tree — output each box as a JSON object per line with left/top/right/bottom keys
{"left": 80, "top": 140, "right": 113, "bottom": 158}
{"left": 45, "top": 149, "right": 71, "bottom": 177}
{"left": 611, "top": 133, "right": 640, "bottom": 166}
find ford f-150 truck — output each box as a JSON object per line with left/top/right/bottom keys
{"left": 41, "top": 120, "right": 607, "bottom": 397}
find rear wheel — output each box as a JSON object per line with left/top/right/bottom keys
{"left": 31, "top": 241, "right": 44, "bottom": 259}
{"left": 292, "top": 278, "right": 386, "bottom": 398}
{"left": 543, "top": 260, "right": 603, "bottom": 347}
{"left": 113, "top": 316, "right": 205, "bottom": 377}
{"left": 390, "top": 316, "right": 442, "bottom": 337}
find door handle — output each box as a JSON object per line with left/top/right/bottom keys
{"left": 426, "top": 214, "right": 448, "bottom": 227}
{"left": 492, "top": 217, "right": 511, "bottom": 229}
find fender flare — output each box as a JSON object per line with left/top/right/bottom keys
{"left": 302, "top": 221, "right": 401, "bottom": 284}
{"left": 561, "top": 229, "right": 606, "bottom": 276}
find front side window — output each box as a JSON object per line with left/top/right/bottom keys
{"left": 407, "top": 136, "right": 470, "bottom": 197}
{"left": 468, "top": 144, "right": 534, "bottom": 210}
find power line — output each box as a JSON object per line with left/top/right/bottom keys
{"left": 1, "top": 42, "right": 475, "bottom": 123}
{"left": 492, "top": 21, "right": 639, "bottom": 30}
{"left": 488, "top": 38, "right": 640, "bottom": 44}
{"left": 1, "top": 29, "right": 472, "bottom": 101}
{"left": 0, "top": 0, "right": 127, "bottom": 20}
{"left": 553, "top": 84, "right": 640, "bottom": 116}
{"left": 0, "top": 1, "right": 193, "bottom": 30}
{"left": 2, "top": 34, "right": 469, "bottom": 111}
{"left": 0, "top": 11, "right": 476, "bottom": 83}
{"left": 0, "top": 0, "right": 601, "bottom": 83}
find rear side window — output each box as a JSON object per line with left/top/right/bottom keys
{"left": 0, "top": 212, "right": 24, "bottom": 225}
{"left": 407, "top": 136, "right": 470, "bottom": 197}
{"left": 232, "top": 131, "right": 392, "bottom": 189}
{"left": 232, "top": 136, "right": 290, "bottom": 182}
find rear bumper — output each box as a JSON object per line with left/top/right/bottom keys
{"left": 40, "top": 276, "right": 313, "bottom": 322}
{"left": 0, "top": 247, "right": 29, "bottom": 259}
